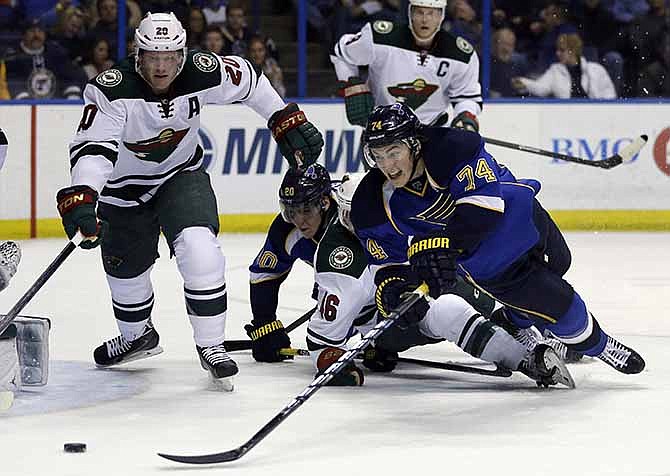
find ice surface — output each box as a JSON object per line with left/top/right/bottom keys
{"left": 0, "top": 233, "right": 668, "bottom": 476}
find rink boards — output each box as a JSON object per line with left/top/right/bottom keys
{"left": 0, "top": 102, "right": 668, "bottom": 238}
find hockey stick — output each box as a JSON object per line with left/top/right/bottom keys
{"left": 224, "top": 306, "right": 317, "bottom": 352}
{"left": 0, "top": 234, "right": 84, "bottom": 335}
{"left": 483, "top": 134, "right": 648, "bottom": 169}
{"left": 157, "top": 283, "right": 429, "bottom": 465}
{"left": 277, "top": 348, "right": 512, "bottom": 378}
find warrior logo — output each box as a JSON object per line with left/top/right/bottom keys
{"left": 124, "top": 128, "right": 189, "bottom": 163}
{"left": 387, "top": 78, "right": 438, "bottom": 110}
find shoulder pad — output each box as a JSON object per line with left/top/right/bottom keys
{"left": 172, "top": 50, "right": 222, "bottom": 94}
{"left": 316, "top": 219, "right": 368, "bottom": 278}
{"left": 267, "top": 213, "right": 296, "bottom": 246}
{"left": 89, "top": 58, "right": 144, "bottom": 101}
{"left": 350, "top": 169, "right": 388, "bottom": 232}
{"left": 432, "top": 31, "right": 475, "bottom": 63}
{"left": 370, "top": 21, "right": 414, "bottom": 50}
{"left": 421, "top": 127, "right": 483, "bottom": 183}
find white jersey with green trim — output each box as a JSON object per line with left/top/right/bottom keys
{"left": 331, "top": 20, "right": 482, "bottom": 125}
{"left": 68, "top": 50, "right": 285, "bottom": 207}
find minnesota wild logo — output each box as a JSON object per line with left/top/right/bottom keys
{"left": 124, "top": 128, "right": 189, "bottom": 163}
{"left": 387, "top": 78, "right": 438, "bottom": 110}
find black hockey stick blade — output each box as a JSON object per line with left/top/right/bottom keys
{"left": 225, "top": 306, "right": 316, "bottom": 352}
{"left": 397, "top": 357, "right": 512, "bottom": 377}
{"left": 158, "top": 285, "right": 429, "bottom": 465}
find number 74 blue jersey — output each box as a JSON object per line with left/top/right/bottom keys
{"left": 350, "top": 127, "right": 543, "bottom": 282}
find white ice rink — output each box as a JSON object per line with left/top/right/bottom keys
{"left": 1, "top": 232, "right": 669, "bottom": 476}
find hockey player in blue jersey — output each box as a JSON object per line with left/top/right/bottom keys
{"left": 246, "top": 164, "right": 575, "bottom": 388}
{"left": 350, "top": 102, "right": 645, "bottom": 375}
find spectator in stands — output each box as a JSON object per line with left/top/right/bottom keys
{"left": 511, "top": 32, "right": 617, "bottom": 99}
{"left": 490, "top": 27, "right": 528, "bottom": 97}
{"left": 87, "top": 0, "right": 119, "bottom": 60}
{"left": 248, "top": 35, "right": 286, "bottom": 98}
{"left": 4, "top": 19, "right": 87, "bottom": 99}
{"left": 82, "top": 38, "right": 113, "bottom": 79}
{"left": 608, "top": 0, "right": 649, "bottom": 24}
{"left": 527, "top": 2, "right": 577, "bottom": 75}
{"left": 204, "top": 25, "right": 226, "bottom": 55}
{"left": 51, "top": 6, "right": 88, "bottom": 66}
{"left": 202, "top": 0, "right": 227, "bottom": 28}
{"left": 621, "top": 0, "right": 666, "bottom": 95}
{"left": 186, "top": 7, "right": 207, "bottom": 48}
{"left": 637, "top": 34, "right": 670, "bottom": 97}
{"left": 572, "top": 0, "right": 624, "bottom": 95}
{"left": 221, "top": 1, "right": 279, "bottom": 61}
{"left": 444, "top": 0, "right": 481, "bottom": 48}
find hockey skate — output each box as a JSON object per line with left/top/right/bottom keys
{"left": 490, "top": 309, "right": 544, "bottom": 353}
{"left": 543, "top": 331, "right": 585, "bottom": 363}
{"left": 596, "top": 336, "right": 645, "bottom": 374}
{"left": 519, "top": 343, "right": 575, "bottom": 389}
{"left": 94, "top": 324, "right": 163, "bottom": 367}
{"left": 196, "top": 343, "right": 238, "bottom": 392}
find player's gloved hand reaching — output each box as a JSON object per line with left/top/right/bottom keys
{"left": 244, "top": 319, "right": 292, "bottom": 362}
{"left": 56, "top": 185, "right": 107, "bottom": 249}
{"left": 336, "top": 76, "right": 375, "bottom": 127}
{"left": 374, "top": 265, "right": 429, "bottom": 329}
{"left": 362, "top": 345, "right": 398, "bottom": 372}
{"left": 407, "top": 233, "right": 460, "bottom": 299}
{"left": 451, "top": 111, "right": 479, "bottom": 132}
{"left": 268, "top": 103, "right": 324, "bottom": 169}
{"left": 315, "top": 347, "right": 364, "bottom": 386}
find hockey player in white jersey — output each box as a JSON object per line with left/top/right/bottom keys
{"left": 55, "top": 12, "right": 324, "bottom": 387}
{"left": 331, "top": 0, "right": 482, "bottom": 131}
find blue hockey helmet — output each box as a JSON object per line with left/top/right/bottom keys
{"left": 362, "top": 103, "right": 422, "bottom": 168}
{"left": 279, "top": 163, "right": 332, "bottom": 223}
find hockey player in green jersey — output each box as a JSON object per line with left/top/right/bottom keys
{"left": 55, "top": 12, "right": 324, "bottom": 389}
{"left": 332, "top": 0, "right": 481, "bottom": 132}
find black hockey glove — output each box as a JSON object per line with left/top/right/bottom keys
{"left": 336, "top": 77, "right": 374, "bottom": 127}
{"left": 362, "top": 345, "right": 398, "bottom": 372}
{"left": 451, "top": 111, "right": 479, "bottom": 132}
{"left": 316, "top": 347, "right": 364, "bottom": 386}
{"left": 268, "top": 103, "right": 324, "bottom": 169}
{"left": 374, "top": 265, "right": 429, "bottom": 330}
{"left": 56, "top": 185, "right": 107, "bottom": 249}
{"left": 244, "top": 319, "right": 292, "bottom": 362}
{"left": 407, "top": 233, "right": 460, "bottom": 299}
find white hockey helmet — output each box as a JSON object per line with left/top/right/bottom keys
{"left": 134, "top": 12, "right": 188, "bottom": 77}
{"left": 408, "top": 0, "right": 447, "bottom": 43}
{"left": 335, "top": 173, "right": 366, "bottom": 233}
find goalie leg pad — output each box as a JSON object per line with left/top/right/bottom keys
{"left": 14, "top": 316, "right": 51, "bottom": 386}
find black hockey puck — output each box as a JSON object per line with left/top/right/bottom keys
{"left": 64, "top": 443, "right": 87, "bottom": 453}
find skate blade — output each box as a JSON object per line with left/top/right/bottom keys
{"left": 0, "top": 391, "right": 14, "bottom": 411}
{"left": 96, "top": 346, "right": 164, "bottom": 368}
{"left": 208, "top": 375, "right": 234, "bottom": 392}
{"left": 544, "top": 351, "right": 576, "bottom": 389}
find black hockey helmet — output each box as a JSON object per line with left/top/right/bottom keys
{"left": 362, "top": 103, "right": 422, "bottom": 168}
{"left": 278, "top": 163, "right": 332, "bottom": 223}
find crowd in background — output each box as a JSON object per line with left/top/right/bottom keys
{"left": 0, "top": 0, "right": 285, "bottom": 99}
{"left": 0, "top": 0, "right": 668, "bottom": 99}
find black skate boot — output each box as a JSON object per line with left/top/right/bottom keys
{"left": 519, "top": 343, "right": 575, "bottom": 389}
{"left": 94, "top": 324, "right": 163, "bottom": 367}
{"left": 596, "top": 336, "right": 645, "bottom": 374}
{"left": 196, "top": 343, "right": 239, "bottom": 391}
